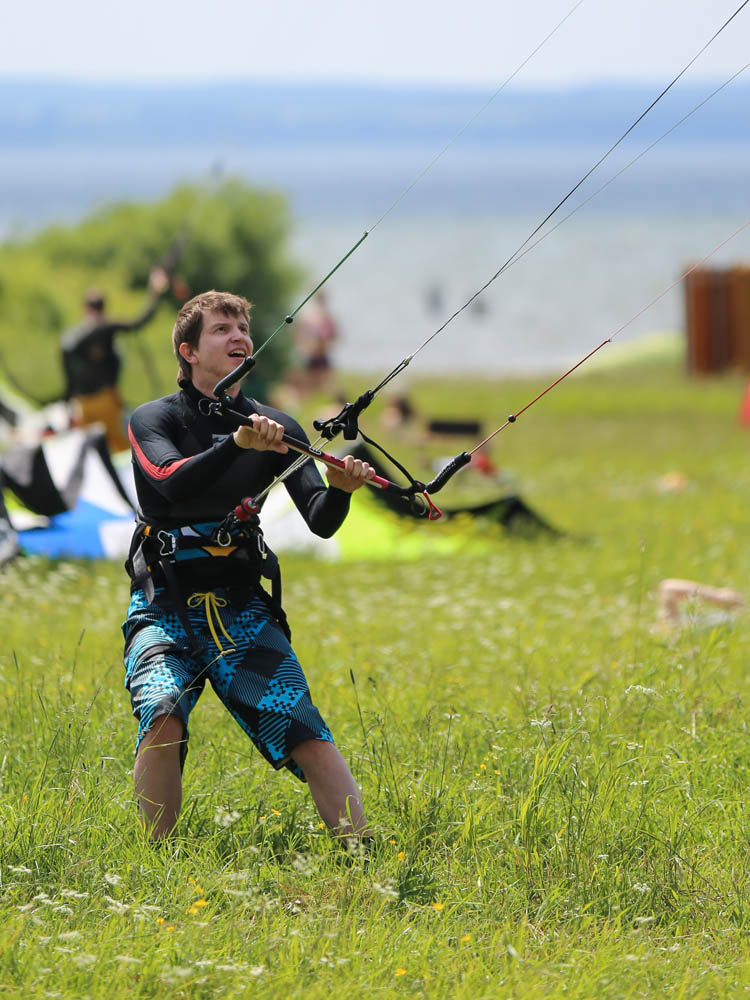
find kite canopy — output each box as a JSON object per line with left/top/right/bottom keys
{"left": 0, "top": 428, "right": 557, "bottom": 565}
{"left": 0, "top": 489, "right": 20, "bottom": 567}
{"left": 1, "top": 428, "right": 136, "bottom": 561}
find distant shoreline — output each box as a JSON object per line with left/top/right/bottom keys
{"left": 0, "top": 77, "right": 747, "bottom": 149}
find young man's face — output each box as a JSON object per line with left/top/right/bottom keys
{"left": 179, "top": 308, "right": 253, "bottom": 387}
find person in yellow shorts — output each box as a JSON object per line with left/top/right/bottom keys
{"left": 61, "top": 267, "right": 169, "bottom": 452}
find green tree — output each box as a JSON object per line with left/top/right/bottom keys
{"left": 0, "top": 179, "right": 302, "bottom": 405}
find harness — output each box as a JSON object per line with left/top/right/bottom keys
{"left": 126, "top": 514, "right": 290, "bottom": 643}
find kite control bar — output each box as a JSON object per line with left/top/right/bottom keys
{"left": 209, "top": 358, "right": 481, "bottom": 521}
{"left": 221, "top": 403, "right": 443, "bottom": 519}
{"left": 213, "top": 355, "right": 257, "bottom": 404}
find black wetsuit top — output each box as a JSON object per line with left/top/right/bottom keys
{"left": 127, "top": 381, "right": 351, "bottom": 592}
{"left": 61, "top": 297, "right": 160, "bottom": 398}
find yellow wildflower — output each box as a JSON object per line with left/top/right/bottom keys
{"left": 156, "top": 917, "right": 165, "bottom": 926}
{"left": 394, "top": 968, "right": 407, "bottom": 977}
{"left": 431, "top": 902, "right": 445, "bottom": 912}
{"left": 271, "top": 808, "right": 281, "bottom": 816}
{"left": 397, "top": 851, "right": 406, "bottom": 862}
{"left": 193, "top": 899, "right": 208, "bottom": 908}
{"left": 459, "top": 934, "right": 472, "bottom": 944}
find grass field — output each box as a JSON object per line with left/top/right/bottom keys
{"left": 2, "top": 356, "right": 750, "bottom": 998}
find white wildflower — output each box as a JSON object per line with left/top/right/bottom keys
{"left": 372, "top": 881, "right": 399, "bottom": 900}
{"left": 213, "top": 806, "right": 241, "bottom": 828}
{"left": 72, "top": 954, "right": 98, "bottom": 968}
{"left": 104, "top": 895, "right": 130, "bottom": 914}
{"left": 625, "top": 685, "right": 658, "bottom": 697}
{"left": 162, "top": 966, "right": 192, "bottom": 979}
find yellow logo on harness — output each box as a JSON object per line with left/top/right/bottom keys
{"left": 201, "top": 545, "right": 237, "bottom": 557}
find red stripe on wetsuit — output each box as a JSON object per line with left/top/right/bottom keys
{"left": 128, "top": 424, "right": 193, "bottom": 481}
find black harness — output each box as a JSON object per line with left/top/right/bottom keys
{"left": 126, "top": 513, "right": 290, "bottom": 642}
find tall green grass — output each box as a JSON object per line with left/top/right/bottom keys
{"left": 1, "top": 360, "right": 750, "bottom": 998}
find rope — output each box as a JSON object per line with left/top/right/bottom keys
{"left": 405, "top": 0, "right": 750, "bottom": 367}
{"left": 469, "top": 218, "right": 750, "bottom": 454}
{"left": 186, "top": 592, "right": 236, "bottom": 654}
{"left": 251, "top": 0, "right": 587, "bottom": 358}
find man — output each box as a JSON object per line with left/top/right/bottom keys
{"left": 123, "top": 290, "right": 374, "bottom": 841}
{"left": 61, "top": 267, "right": 169, "bottom": 451}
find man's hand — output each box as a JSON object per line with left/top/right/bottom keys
{"left": 148, "top": 267, "right": 170, "bottom": 297}
{"left": 326, "top": 456, "right": 375, "bottom": 493}
{"left": 234, "top": 416, "right": 289, "bottom": 454}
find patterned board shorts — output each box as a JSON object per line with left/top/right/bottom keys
{"left": 122, "top": 586, "right": 333, "bottom": 781}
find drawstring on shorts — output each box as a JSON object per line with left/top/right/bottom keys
{"left": 187, "top": 592, "right": 236, "bottom": 654}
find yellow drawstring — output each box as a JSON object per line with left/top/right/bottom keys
{"left": 187, "top": 592, "right": 236, "bottom": 654}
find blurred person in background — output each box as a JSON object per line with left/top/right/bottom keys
{"left": 61, "top": 266, "right": 169, "bottom": 451}
{"left": 277, "top": 290, "right": 340, "bottom": 410}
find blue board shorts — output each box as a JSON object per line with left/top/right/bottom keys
{"left": 122, "top": 586, "right": 333, "bottom": 781}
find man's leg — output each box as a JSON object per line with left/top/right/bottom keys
{"left": 291, "top": 739, "right": 369, "bottom": 838}
{"left": 134, "top": 713, "right": 185, "bottom": 839}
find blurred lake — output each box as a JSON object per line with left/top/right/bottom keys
{"left": 1, "top": 140, "right": 748, "bottom": 374}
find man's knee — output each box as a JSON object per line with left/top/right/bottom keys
{"left": 138, "top": 713, "right": 185, "bottom": 757}
{"left": 291, "top": 737, "right": 336, "bottom": 768}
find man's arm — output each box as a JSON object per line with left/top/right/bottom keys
{"left": 110, "top": 268, "right": 170, "bottom": 335}
{"left": 130, "top": 401, "right": 294, "bottom": 506}
{"left": 129, "top": 399, "right": 244, "bottom": 504}
{"left": 284, "top": 459, "right": 353, "bottom": 538}
{"left": 258, "top": 412, "right": 372, "bottom": 538}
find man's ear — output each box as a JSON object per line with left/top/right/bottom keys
{"left": 178, "top": 341, "right": 197, "bottom": 365}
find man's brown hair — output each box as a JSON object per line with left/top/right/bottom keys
{"left": 172, "top": 290, "right": 252, "bottom": 385}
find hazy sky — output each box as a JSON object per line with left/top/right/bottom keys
{"left": 3, "top": 0, "right": 749, "bottom": 87}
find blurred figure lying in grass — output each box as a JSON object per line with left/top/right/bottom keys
{"left": 658, "top": 578, "right": 743, "bottom": 627}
